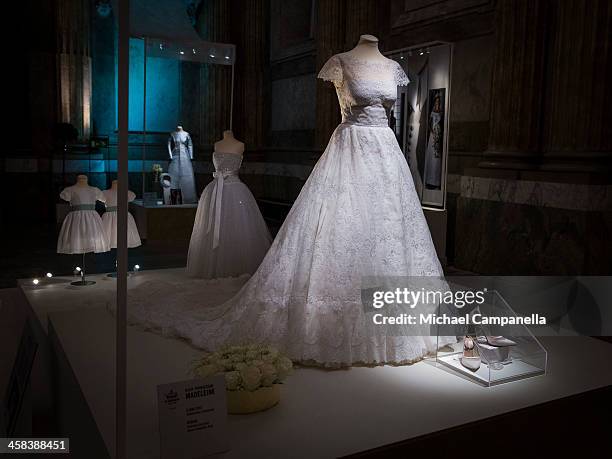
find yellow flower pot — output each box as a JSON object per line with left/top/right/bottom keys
{"left": 227, "top": 384, "right": 280, "bottom": 414}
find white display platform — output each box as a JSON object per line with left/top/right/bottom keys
{"left": 20, "top": 270, "right": 612, "bottom": 458}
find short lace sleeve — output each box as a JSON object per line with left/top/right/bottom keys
{"left": 318, "top": 55, "right": 343, "bottom": 84}
{"left": 393, "top": 61, "right": 410, "bottom": 86}
{"left": 59, "top": 187, "right": 71, "bottom": 202}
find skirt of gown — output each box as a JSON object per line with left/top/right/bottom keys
{"left": 125, "top": 123, "right": 454, "bottom": 366}
{"left": 168, "top": 151, "right": 197, "bottom": 204}
{"left": 101, "top": 212, "right": 142, "bottom": 249}
{"left": 186, "top": 178, "right": 272, "bottom": 279}
{"left": 57, "top": 210, "right": 110, "bottom": 254}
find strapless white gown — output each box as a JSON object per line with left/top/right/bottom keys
{"left": 125, "top": 53, "right": 450, "bottom": 366}
{"left": 186, "top": 152, "right": 272, "bottom": 278}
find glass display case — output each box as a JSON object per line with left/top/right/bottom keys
{"left": 435, "top": 288, "right": 548, "bottom": 387}
{"left": 125, "top": 37, "right": 235, "bottom": 202}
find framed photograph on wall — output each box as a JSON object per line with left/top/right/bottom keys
{"left": 423, "top": 88, "right": 445, "bottom": 191}
{"left": 388, "top": 42, "right": 451, "bottom": 210}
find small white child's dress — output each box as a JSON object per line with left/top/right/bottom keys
{"left": 101, "top": 188, "right": 142, "bottom": 249}
{"left": 57, "top": 185, "right": 110, "bottom": 254}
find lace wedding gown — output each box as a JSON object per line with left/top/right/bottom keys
{"left": 126, "top": 53, "right": 448, "bottom": 366}
{"left": 186, "top": 152, "right": 272, "bottom": 278}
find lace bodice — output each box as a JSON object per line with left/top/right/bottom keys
{"left": 318, "top": 53, "right": 409, "bottom": 127}
{"left": 213, "top": 152, "right": 243, "bottom": 178}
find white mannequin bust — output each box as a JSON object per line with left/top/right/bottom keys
{"left": 76, "top": 174, "right": 89, "bottom": 186}
{"left": 214, "top": 130, "right": 244, "bottom": 155}
{"left": 347, "top": 34, "right": 386, "bottom": 62}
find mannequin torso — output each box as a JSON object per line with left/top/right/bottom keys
{"left": 168, "top": 126, "right": 193, "bottom": 159}
{"left": 76, "top": 174, "right": 89, "bottom": 187}
{"left": 104, "top": 180, "right": 136, "bottom": 206}
{"left": 214, "top": 130, "right": 244, "bottom": 155}
{"left": 166, "top": 125, "right": 197, "bottom": 203}
{"left": 345, "top": 34, "right": 386, "bottom": 63}
{"left": 60, "top": 175, "right": 105, "bottom": 206}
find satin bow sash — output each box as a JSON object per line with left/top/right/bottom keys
{"left": 206, "top": 170, "right": 238, "bottom": 249}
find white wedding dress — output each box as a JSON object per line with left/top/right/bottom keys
{"left": 125, "top": 53, "right": 448, "bottom": 366}
{"left": 186, "top": 152, "right": 272, "bottom": 278}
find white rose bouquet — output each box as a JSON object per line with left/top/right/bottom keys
{"left": 192, "top": 344, "right": 293, "bottom": 392}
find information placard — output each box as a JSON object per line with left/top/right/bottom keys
{"left": 157, "top": 376, "right": 228, "bottom": 458}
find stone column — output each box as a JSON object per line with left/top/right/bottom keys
{"left": 231, "top": 0, "right": 268, "bottom": 152}
{"left": 343, "top": 0, "right": 380, "bottom": 49}
{"left": 56, "top": 0, "right": 92, "bottom": 140}
{"left": 314, "top": 0, "right": 346, "bottom": 150}
{"left": 541, "top": 0, "right": 612, "bottom": 175}
{"left": 479, "top": 0, "right": 549, "bottom": 172}
{"left": 194, "top": 0, "right": 232, "bottom": 147}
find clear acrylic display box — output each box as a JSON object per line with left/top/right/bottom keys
{"left": 434, "top": 288, "right": 547, "bottom": 387}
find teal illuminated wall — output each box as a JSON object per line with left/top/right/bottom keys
{"left": 116, "top": 38, "right": 181, "bottom": 132}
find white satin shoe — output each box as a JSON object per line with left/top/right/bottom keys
{"left": 478, "top": 335, "right": 516, "bottom": 347}
{"left": 460, "top": 336, "right": 481, "bottom": 371}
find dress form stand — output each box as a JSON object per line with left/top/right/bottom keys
{"left": 103, "top": 179, "right": 141, "bottom": 277}
{"left": 72, "top": 175, "right": 96, "bottom": 286}
{"left": 73, "top": 252, "right": 95, "bottom": 286}
{"left": 214, "top": 130, "right": 245, "bottom": 155}
{"left": 60, "top": 174, "right": 104, "bottom": 287}
{"left": 105, "top": 179, "right": 121, "bottom": 279}
{"left": 167, "top": 125, "right": 197, "bottom": 203}
{"left": 347, "top": 34, "right": 386, "bottom": 62}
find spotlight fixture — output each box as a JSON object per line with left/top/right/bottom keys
{"left": 159, "top": 43, "right": 164, "bottom": 50}
{"left": 426, "top": 48, "right": 430, "bottom": 54}
{"left": 75, "top": 267, "right": 82, "bottom": 272}
{"left": 46, "top": 272, "right": 53, "bottom": 278}
{"left": 179, "top": 50, "right": 185, "bottom": 55}
{"left": 33, "top": 279, "right": 40, "bottom": 285}
{"left": 209, "top": 54, "right": 215, "bottom": 58}
{"left": 400, "top": 55, "right": 404, "bottom": 60}
{"left": 419, "top": 49, "right": 424, "bottom": 56}
{"left": 134, "top": 264, "right": 141, "bottom": 272}
{"left": 192, "top": 48, "right": 197, "bottom": 54}
{"left": 224, "top": 56, "right": 230, "bottom": 60}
